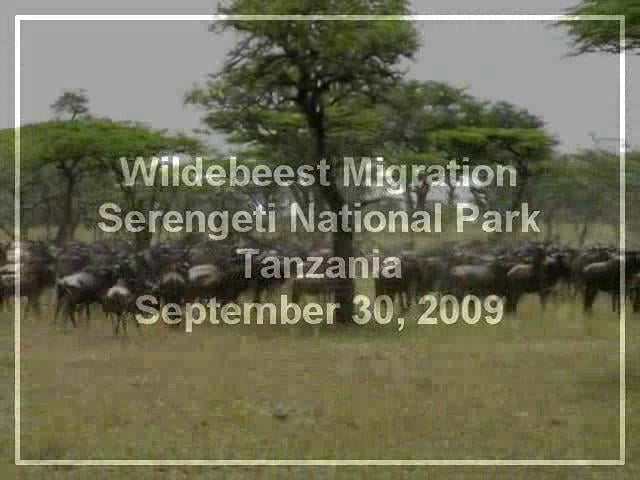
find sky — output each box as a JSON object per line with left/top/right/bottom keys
{"left": 1, "top": 0, "right": 637, "bottom": 153}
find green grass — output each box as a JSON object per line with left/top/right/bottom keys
{"left": 0, "top": 220, "right": 636, "bottom": 478}
{"left": 1, "top": 289, "right": 639, "bottom": 479}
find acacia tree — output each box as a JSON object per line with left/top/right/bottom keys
{"left": 7, "top": 119, "right": 200, "bottom": 246}
{"left": 533, "top": 151, "right": 622, "bottom": 245}
{"left": 50, "top": 89, "right": 90, "bottom": 120}
{"left": 427, "top": 95, "right": 555, "bottom": 212}
{"left": 378, "top": 82, "right": 555, "bottom": 217}
{"left": 0, "top": 121, "right": 98, "bottom": 242}
{"left": 46, "top": 91, "right": 91, "bottom": 243}
{"left": 93, "top": 121, "right": 203, "bottom": 250}
{"left": 188, "top": 0, "right": 419, "bottom": 323}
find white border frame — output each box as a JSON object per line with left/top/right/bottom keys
{"left": 13, "top": 14, "right": 626, "bottom": 467}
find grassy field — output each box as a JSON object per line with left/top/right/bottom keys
{"left": 1, "top": 289, "right": 639, "bottom": 479}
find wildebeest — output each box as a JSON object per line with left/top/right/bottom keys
{"left": 156, "top": 261, "right": 191, "bottom": 306}
{"left": 374, "top": 251, "right": 427, "bottom": 313}
{"left": 0, "top": 240, "right": 55, "bottom": 313}
{"left": 102, "top": 278, "right": 141, "bottom": 335}
{"left": 570, "top": 246, "right": 614, "bottom": 297}
{"left": 55, "top": 265, "right": 120, "bottom": 327}
{"left": 582, "top": 256, "right": 621, "bottom": 313}
{"left": 581, "top": 252, "right": 636, "bottom": 313}
{"left": 504, "top": 247, "right": 547, "bottom": 313}
{"left": 580, "top": 250, "right": 640, "bottom": 313}
{"left": 186, "top": 263, "right": 226, "bottom": 302}
{"left": 4, "top": 235, "right": 639, "bottom": 333}
{"left": 445, "top": 256, "right": 511, "bottom": 300}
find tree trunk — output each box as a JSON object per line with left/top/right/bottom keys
{"left": 415, "top": 174, "right": 430, "bottom": 212}
{"left": 404, "top": 173, "right": 415, "bottom": 212}
{"left": 577, "top": 222, "right": 590, "bottom": 247}
{"left": 308, "top": 104, "right": 354, "bottom": 324}
{"left": 133, "top": 196, "right": 153, "bottom": 252}
{"left": 55, "top": 173, "right": 75, "bottom": 246}
{"left": 445, "top": 176, "right": 456, "bottom": 207}
{"left": 319, "top": 180, "right": 355, "bottom": 324}
{"left": 121, "top": 185, "right": 153, "bottom": 253}
{"left": 511, "top": 162, "right": 532, "bottom": 234}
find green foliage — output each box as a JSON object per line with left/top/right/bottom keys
{"left": 532, "top": 149, "right": 627, "bottom": 243}
{"left": 378, "top": 81, "right": 484, "bottom": 154}
{"left": 429, "top": 127, "right": 554, "bottom": 158}
{"left": 377, "top": 81, "right": 553, "bottom": 178}
{"left": 187, "top": 0, "right": 420, "bottom": 162}
{"left": 188, "top": 1, "right": 422, "bottom": 322}
{"left": 561, "top": 0, "right": 640, "bottom": 53}
{"left": 0, "top": 119, "right": 203, "bottom": 238}
{"left": 8, "top": 118, "right": 201, "bottom": 172}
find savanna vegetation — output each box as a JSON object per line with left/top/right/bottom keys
{"left": 2, "top": 0, "right": 640, "bottom": 478}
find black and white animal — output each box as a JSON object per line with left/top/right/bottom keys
{"left": 0, "top": 240, "right": 55, "bottom": 313}
{"left": 102, "top": 278, "right": 140, "bottom": 335}
{"left": 55, "top": 266, "right": 120, "bottom": 327}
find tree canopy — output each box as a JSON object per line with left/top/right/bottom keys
{"left": 0, "top": 118, "right": 203, "bottom": 245}
{"left": 50, "top": 89, "right": 90, "bottom": 120}
{"left": 188, "top": 0, "right": 421, "bottom": 323}
{"left": 562, "top": 0, "right": 640, "bottom": 54}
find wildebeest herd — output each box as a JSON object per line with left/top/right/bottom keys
{"left": 1, "top": 238, "right": 639, "bottom": 334}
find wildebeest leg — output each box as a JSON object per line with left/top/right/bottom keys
{"left": 66, "top": 302, "right": 77, "bottom": 328}
{"left": 374, "top": 281, "right": 381, "bottom": 300}
{"left": 505, "top": 291, "right": 518, "bottom": 314}
{"left": 133, "top": 313, "right": 141, "bottom": 333}
{"left": 583, "top": 287, "right": 597, "bottom": 313}
{"left": 112, "top": 314, "right": 119, "bottom": 336}
{"left": 54, "top": 294, "right": 65, "bottom": 324}
{"left": 376, "top": 286, "right": 386, "bottom": 317}
{"left": 400, "top": 291, "right": 409, "bottom": 313}
{"left": 24, "top": 292, "right": 37, "bottom": 316}
{"left": 404, "top": 287, "right": 412, "bottom": 310}
{"left": 115, "top": 314, "right": 123, "bottom": 335}
{"left": 633, "top": 288, "right": 640, "bottom": 312}
{"left": 30, "top": 292, "right": 43, "bottom": 316}
{"left": 33, "top": 296, "right": 42, "bottom": 315}
{"left": 540, "top": 290, "right": 548, "bottom": 312}
{"left": 254, "top": 287, "right": 263, "bottom": 304}
{"left": 291, "top": 286, "right": 300, "bottom": 305}
{"left": 381, "top": 289, "right": 391, "bottom": 315}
